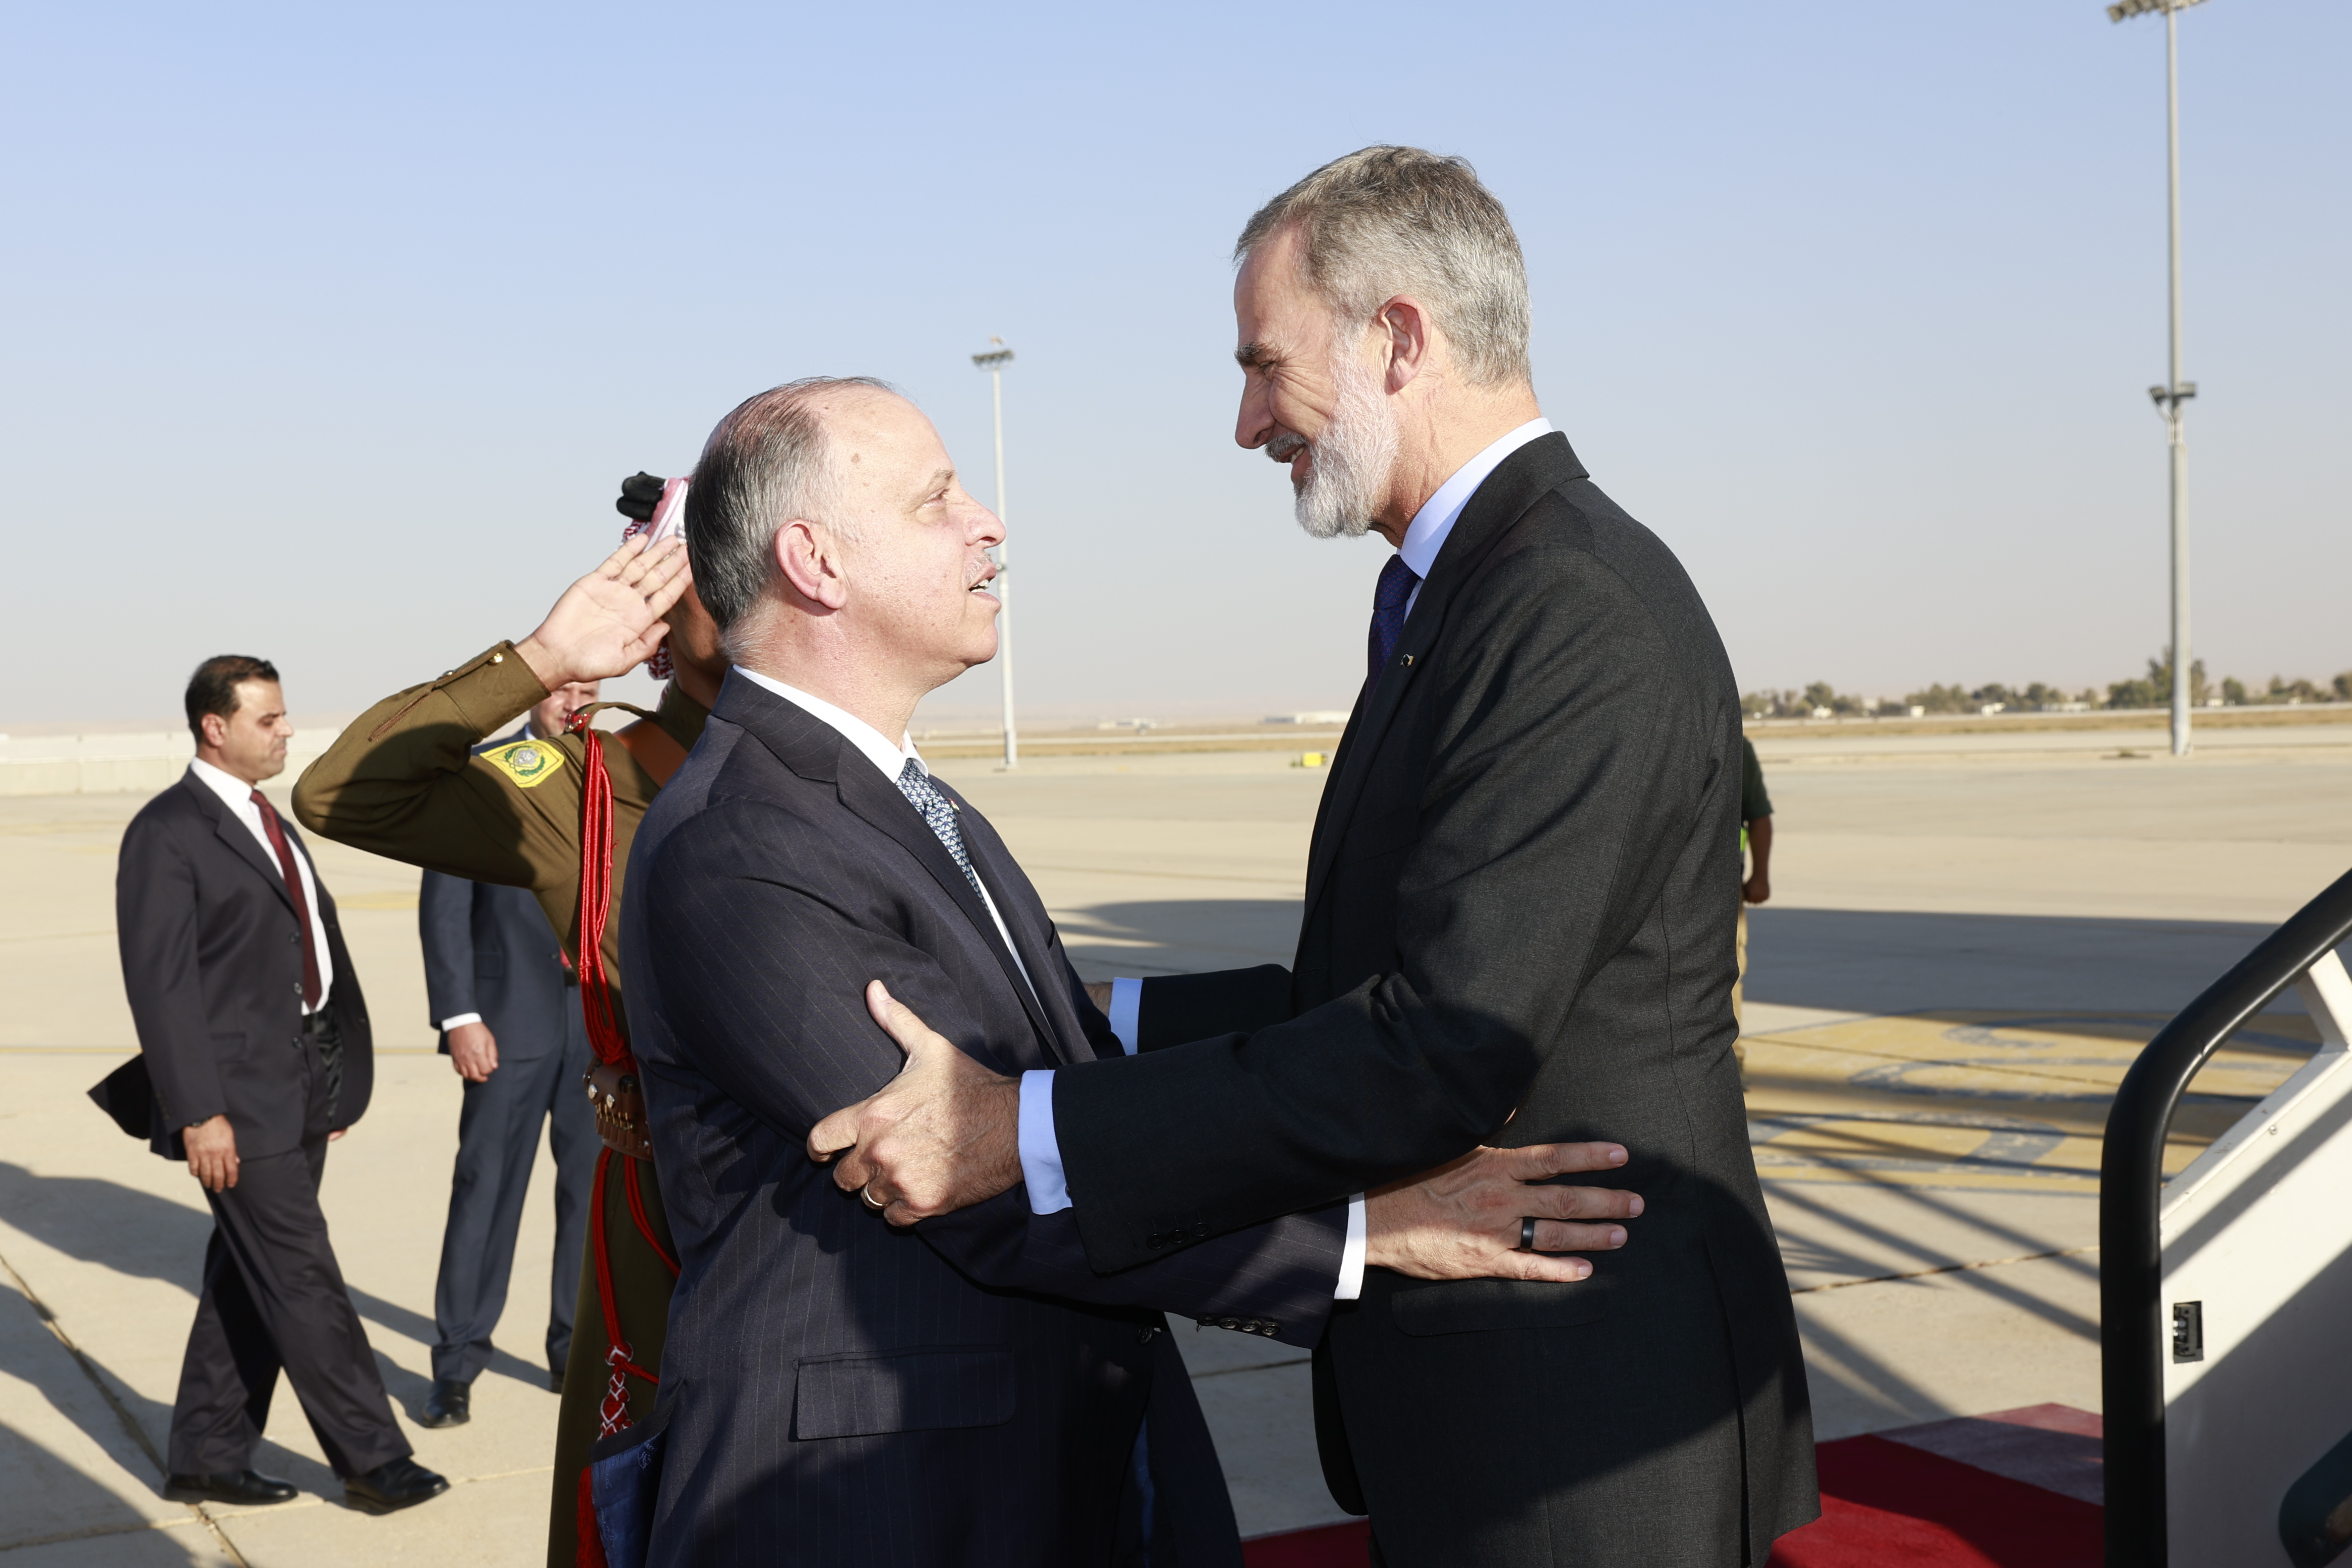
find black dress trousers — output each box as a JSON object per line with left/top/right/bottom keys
{"left": 167, "top": 1023, "right": 409, "bottom": 1478}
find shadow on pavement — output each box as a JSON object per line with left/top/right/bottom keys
{"left": 1055, "top": 897, "right": 1304, "bottom": 977}
{"left": 0, "top": 1162, "right": 547, "bottom": 1448}
{"left": 1745, "top": 908, "right": 2345, "bottom": 1017}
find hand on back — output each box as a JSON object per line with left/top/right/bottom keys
{"left": 1366, "top": 1142, "right": 1642, "bottom": 1284}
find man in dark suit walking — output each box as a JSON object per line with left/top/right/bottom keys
{"left": 416, "top": 677, "right": 603, "bottom": 1429}
{"left": 615, "top": 378, "right": 1641, "bottom": 1565}
{"left": 820, "top": 149, "right": 1818, "bottom": 1566}
{"left": 110, "top": 656, "right": 447, "bottom": 1513}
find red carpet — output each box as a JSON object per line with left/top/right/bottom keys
{"left": 1243, "top": 1520, "right": 1371, "bottom": 1566}
{"left": 1240, "top": 1406, "right": 2103, "bottom": 1567}
{"left": 1769, "top": 1433, "right": 2102, "bottom": 1567}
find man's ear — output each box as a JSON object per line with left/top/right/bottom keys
{"left": 199, "top": 712, "right": 228, "bottom": 750}
{"left": 774, "top": 519, "right": 851, "bottom": 611}
{"left": 1375, "top": 296, "right": 1432, "bottom": 394}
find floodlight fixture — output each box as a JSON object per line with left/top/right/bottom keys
{"left": 2107, "top": 0, "right": 2217, "bottom": 757}
{"left": 970, "top": 337, "right": 1017, "bottom": 767}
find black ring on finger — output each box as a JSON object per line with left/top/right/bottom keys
{"left": 1518, "top": 1216, "right": 1537, "bottom": 1252}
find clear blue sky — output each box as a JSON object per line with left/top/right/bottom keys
{"left": 6, "top": 1, "right": 2344, "bottom": 726}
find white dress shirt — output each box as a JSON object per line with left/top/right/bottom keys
{"left": 188, "top": 757, "right": 334, "bottom": 1013}
{"left": 731, "top": 666, "right": 1037, "bottom": 1003}
{"left": 1016, "top": 428, "right": 1562, "bottom": 1298}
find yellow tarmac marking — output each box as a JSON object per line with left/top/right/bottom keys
{"left": 1743, "top": 1011, "right": 2320, "bottom": 1193}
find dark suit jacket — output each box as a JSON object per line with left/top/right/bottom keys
{"left": 417, "top": 742, "right": 575, "bottom": 1060}
{"left": 116, "top": 769, "right": 374, "bottom": 1160}
{"left": 620, "top": 675, "right": 1348, "bottom": 1566}
{"left": 1051, "top": 434, "right": 1816, "bottom": 1559}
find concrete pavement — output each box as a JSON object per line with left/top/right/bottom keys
{"left": 2, "top": 721, "right": 2347, "bottom": 1560}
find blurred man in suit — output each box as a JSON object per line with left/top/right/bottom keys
{"left": 416, "top": 678, "right": 604, "bottom": 1429}
{"left": 113, "top": 656, "right": 447, "bottom": 1513}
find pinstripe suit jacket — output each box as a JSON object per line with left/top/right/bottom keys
{"left": 619, "top": 672, "right": 1346, "bottom": 1567}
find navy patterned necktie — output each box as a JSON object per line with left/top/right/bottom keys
{"left": 896, "top": 758, "right": 987, "bottom": 903}
{"left": 1366, "top": 555, "right": 1424, "bottom": 689}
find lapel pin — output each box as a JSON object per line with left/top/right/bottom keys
{"left": 1399, "top": 654, "right": 1416, "bottom": 667}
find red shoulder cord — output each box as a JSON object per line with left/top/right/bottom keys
{"left": 568, "top": 713, "right": 629, "bottom": 1071}
{"left": 566, "top": 715, "right": 682, "bottom": 1456}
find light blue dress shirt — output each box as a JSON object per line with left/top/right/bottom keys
{"left": 1015, "top": 416, "right": 1557, "bottom": 1301}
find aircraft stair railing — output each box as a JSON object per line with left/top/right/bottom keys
{"left": 2103, "top": 864, "right": 2352, "bottom": 1567}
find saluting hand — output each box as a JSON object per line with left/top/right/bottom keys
{"left": 514, "top": 535, "right": 694, "bottom": 690}
{"left": 808, "top": 982, "right": 1023, "bottom": 1226}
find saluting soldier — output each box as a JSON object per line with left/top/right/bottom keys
{"left": 294, "top": 476, "right": 709, "bottom": 1567}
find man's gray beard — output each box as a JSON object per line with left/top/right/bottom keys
{"left": 1293, "top": 347, "right": 1399, "bottom": 541}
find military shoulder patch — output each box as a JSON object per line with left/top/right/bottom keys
{"left": 482, "top": 739, "right": 565, "bottom": 789}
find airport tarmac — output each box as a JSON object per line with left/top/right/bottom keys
{"left": 2, "top": 720, "right": 2347, "bottom": 1563}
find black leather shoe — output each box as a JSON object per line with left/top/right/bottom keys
{"left": 548, "top": 1362, "right": 565, "bottom": 1396}
{"left": 344, "top": 1456, "right": 449, "bottom": 1513}
{"left": 419, "top": 1379, "right": 470, "bottom": 1428}
{"left": 164, "top": 1469, "right": 299, "bottom": 1505}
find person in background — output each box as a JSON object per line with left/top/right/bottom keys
{"left": 293, "top": 479, "right": 711, "bottom": 1564}
{"left": 1735, "top": 735, "right": 1773, "bottom": 1031}
{"left": 107, "top": 656, "right": 447, "bottom": 1514}
{"left": 416, "top": 677, "right": 604, "bottom": 1430}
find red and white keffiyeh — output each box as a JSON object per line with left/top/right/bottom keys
{"left": 617, "top": 477, "right": 689, "bottom": 679}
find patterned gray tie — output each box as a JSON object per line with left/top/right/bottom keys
{"left": 896, "top": 758, "right": 987, "bottom": 903}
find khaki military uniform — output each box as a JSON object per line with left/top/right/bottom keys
{"left": 292, "top": 642, "right": 701, "bottom": 1567}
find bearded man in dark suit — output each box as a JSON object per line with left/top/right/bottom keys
{"left": 817, "top": 148, "right": 1819, "bottom": 1567}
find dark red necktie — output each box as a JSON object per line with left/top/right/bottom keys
{"left": 251, "top": 790, "right": 322, "bottom": 1009}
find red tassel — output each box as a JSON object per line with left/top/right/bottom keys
{"left": 577, "top": 1466, "right": 609, "bottom": 1567}
{"left": 565, "top": 715, "right": 631, "bottom": 1071}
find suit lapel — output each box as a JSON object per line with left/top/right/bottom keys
{"left": 1300, "top": 433, "right": 1589, "bottom": 919}
{"left": 712, "top": 676, "right": 1063, "bottom": 1066}
{"left": 832, "top": 763, "right": 1061, "bottom": 1062}
{"left": 186, "top": 772, "right": 297, "bottom": 914}
{"left": 943, "top": 792, "right": 1089, "bottom": 1064}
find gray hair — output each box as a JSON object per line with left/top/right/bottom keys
{"left": 683, "top": 376, "right": 894, "bottom": 638}
{"left": 1235, "top": 146, "right": 1532, "bottom": 387}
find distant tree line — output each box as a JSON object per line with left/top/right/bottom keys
{"left": 1742, "top": 650, "right": 2352, "bottom": 720}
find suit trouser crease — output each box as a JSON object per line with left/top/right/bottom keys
{"left": 431, "top": 1027, "right": 597, "bottom": 1383}
{"left": 168, "top": 1132, "right": 408, "bottom": 1477}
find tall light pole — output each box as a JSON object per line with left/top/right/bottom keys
{"left": 2109, "top": 0, "right": 2207, "bottom": 755}
{"left": 972, "top": 338, "right": 1017, "bottom": 767}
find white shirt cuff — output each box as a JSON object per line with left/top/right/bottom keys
{"left": 1018, "top": 1069, "right": 1073, "bottom": 1214}
{"left": 1107, "top": 976, "right": 1142, "bottom": 1055}
{"left": 437, "top": 1012, "right": 483, "bottom": 1031}
{"left": 1336, "top": 1195, "right": 1367, "bottom": 1299}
